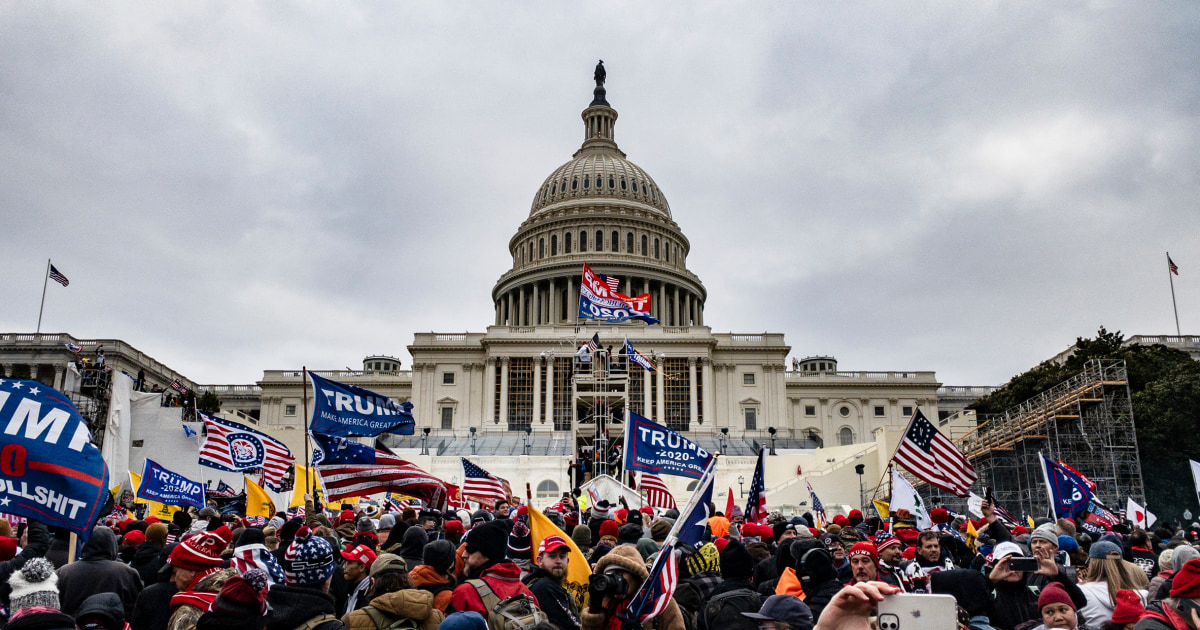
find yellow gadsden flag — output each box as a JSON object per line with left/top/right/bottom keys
{"left": 290, "top": 465, "right": 319, "bottom": 508}
{"left": 872, "top": 500, "right": 890, "bottom": 520}
{"left": 527, "top": 504, "right": 591, "bottom": 610}
{"left": 128, "top": 471, "right": 180, "bottom": 519}
{"left": 246, "top": 477, "right": 276, "bottom": 519}
{"left": 965, "top": 520, "right": 979, "bottom": 552}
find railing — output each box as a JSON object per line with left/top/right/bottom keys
{"left": 937, "top": 385, "right": 998, "bottom": 397}
{"left": 786, "top": 370, "right": 937, "bottom": 381}
{"left": 434, "top": 334, "right": 467, "bottom": 341}
{"left": 265, "top": 369, "right": 413, "bottom": 380}
{"left": 1128, "top": 335, "right": 1200, "bottom": 345}
{"left": 0, "top": 333, "right": 195, "bottom": 389}
{"left": 202, "top": 384, "right": 263, "bottom": 394}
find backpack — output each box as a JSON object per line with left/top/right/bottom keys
{"left": 697, "top": 588, "right": 762, "bottom": 630}
{"left": 361, "top": 606, "right": 421, "bottom": 630}
{"left": 468, "top": 579, "right": 548, "bottom": 630}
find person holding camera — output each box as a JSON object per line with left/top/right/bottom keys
{"left": 583, "top": 545, "right": 684, "bottom": 630}
{"left": 987, "top": 542, "right": 1085, "bottom": 630}
{"left": 1136, "top": 557, "right": 1200, "bottom": 630}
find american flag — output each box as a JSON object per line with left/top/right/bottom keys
{"left": 893, "top": 409, "right": 977, "bottom": 497}
{"left": 807, "top": 480, "right": 827, "bottom": 528}
{"left": 232, "top": 544, "right": 287, "bottom": 585}
{"left": 461, "top": 458, "right": 509, "bottom": 507}
{"left": 1169, "top": 255, "right": 1180, "bottom": 275}
{"left": 601, "top": 274, "right": 621, "bottom": 294}
{"left": 584, "top": 333, "right": 601, "bottom": 353}
{"left": 993, "top": 502, "right": 1019, "bottom": 528}
{"left": 627, "top": 540, "right": 678, "bottom": 622}
{"left": 64, "top": 343, "right": 82, "bottom": 354}
{"left": 320, "top": 449, "right": 448, "bottom": 505}
{"left": 170, "top": 380, "right": 189, "bottom": 395}
{"left": 744, "top": 448, "right": 767, "bottom": 524}
{"left": 48, "top": 264, "right": 69, "bottom": 287}
{"left": 639, "top": 472, "right": 676, "bottom": 510}
{"left": 197, "top": 413, "right": 294, "bottom": 491}
{"left": 212, "top": 480, "right": 237, "bottom": 497}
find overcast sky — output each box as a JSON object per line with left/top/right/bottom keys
{"left": 3, "top": 2, "right": 1198, "bottom": 387}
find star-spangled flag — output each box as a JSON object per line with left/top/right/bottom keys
{"left": 232, "top": 542, "right": 288, "bottom": 585}
{"left": 807, "top": 480, "right": 828, "bottom": 529}
{"left": 601, "top": 274, "right": 620, "bottom": 293}
{"left": 48, "top": 264, "right": 69, "bottom": 287}
{"left": 197, "top": 412, "right": 294, "bottom": 492}
{"left": 639, "top": 472, "right": 676, "bottom": 510}
{"left": 893, "top": 409, "right": 977, "bottom": 497}
{"left": 64, "top": 343, "right": 82, "bottom": 354}
{"left": 214, "top": 480, "right": 237, "bottom": 497}
{"left": 461, "top": 458, "right": 509, "bottom": 508}
{"left": 744, "top": 448, "right": 767, "bottom": 524}
{"left": 1169, "top": 255, "right": 1180, "bottom": 275}
{"left": 584, "top": 333, "right": 601, "bottom": 353}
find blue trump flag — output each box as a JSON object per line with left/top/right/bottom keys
{"left": 1039, "top": 453, "right": 1093, "bottom": 518}
{"left": 0, "top": 379, "right": 110, "bottom": 542}
{"left": 623, "top": 411, "right": 712, "bottom": 480}
{"left": 137, "top": 459, "right": 205, "bottom": 510}
{"left": 308, "top": 372, "right": 415, "bottom": 437}
{"left": 310, "top": 433, "right": 377, "bottom": 466}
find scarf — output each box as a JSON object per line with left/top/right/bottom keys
{"left": 170, "top": 591, "right": 218, "bottom": 612}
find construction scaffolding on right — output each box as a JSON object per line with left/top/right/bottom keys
{"left": 959, "top": 359, "right": 1145, "bottom": 518}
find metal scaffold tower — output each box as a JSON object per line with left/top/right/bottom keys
{"left": 959, "top": 359, "right": 1145, "bottom": 518}
{"left": 573, "top": 347, "right": 628, "bottom": 481}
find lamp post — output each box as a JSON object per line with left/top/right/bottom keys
{"left": 768, "top": 426, "right": 777, "bottom": 455}
{"left": 523, "top": 426, "right": 532, "bottom": 455}
{"left": 421, "top": 427, "right": 431, "bottom": 456}
{"left": 470, "top": 426, "right": 477, "bottom": 454}
{"left": 854, "top": 463, "right": 865, "bottom": 513}
{"left": 720, "top": 427, "right": 729, "bottom": 454}
{"left": 738, "top": 475, "right": 746, "bottom": 498}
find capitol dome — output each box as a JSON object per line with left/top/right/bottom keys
{"left": 492, "top": 64, "right": 706, "bottom": 329}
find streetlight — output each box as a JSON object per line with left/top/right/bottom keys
{"left": 854, "top": 464, "right": 865, "bottom": 513}
{"left": 768, "top": 426, "right": 777, "bottom": 456}
{"left": 738, "top": 475, "right": 746, "bottom": 497}
{"left": 421, "top": 427, "right": 431, "bottom": 456}
{"left": 720, "top": 427, "right": 729, "bottom": 453}
{"left": 470, "top": 427, "right": 477, "bottom": 454}
{"left": 523, "top": 426, "right": 532, "bottom": 455}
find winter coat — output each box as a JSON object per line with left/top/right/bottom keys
{"left": 524, "top": 566, "right": 581, "bottom": 630}
{"left": 449, "top": 562, "right": 538, "bottom": 616}
{"left": 989, "top": 571, "right": 1086, "bottom": 630}
{"left": 580, "top": 544, "right": 686, "bottom": 630}
{"left": 168, "top": 567, "right": 239, "bottom": 630}
{"left": 1078, "top": 582, "right": 1146, "bottom": 630}
{"left": 131, "top": 541, "right": 166, "bottom": 586}
{"left": 76, "top": 592, "right": 128, "bottom": 629}
{"left": 265, "top": 584, "right": 347, "bottom": 630}
{"left": 341, "top": 588, "right": 444, "bottom": 630}
{"left": 1132, "top": 600, "right": 1188, "bottom": 630}
{"left": 131, "top": 581, "right": 178, "bottom": 630}
{"left": 409, "top": 564, "right": 455, "bottom": 613}
{"left": 57, "top": 526, "right": 144, "bottom": 619}
{"left": 0, "top": 520, "right": 48, "bottom": 605}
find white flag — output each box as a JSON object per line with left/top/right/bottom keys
{"left": 1190, "top": 460, "right": 1200, "bottom": 507}
{"left": 1126, "top": 496, "right": 1157, "bottom": 529}
{"left": 891, "top": 469, "right": 932, "bottom": 530}
{"left": 966, "top": 493, "right": 984, "bottom": 519}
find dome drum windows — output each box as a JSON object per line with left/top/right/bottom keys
{"left": 551, "top": 234, "right": 558, "bottom": 255}
{"left": 611, "top": 231, "right": 618, "bottom": 252}
{"left": 565, "top": 232, "right": 572, "bottom": 254}
{"left": 627, "top": 232, "right": 634, "bottom": 253}
{"left": 641, "top": 235, "right": 648, "bottom": 256}
{"left": 580, "top": 231, "right": 588, "bottom": 252}
{"left": 595, "top": 230, "right": 603, "bottom": 251}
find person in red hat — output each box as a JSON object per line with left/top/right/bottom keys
{"left": 1108, "top": 588, "right": 1145, "bottom": 628}
{"left": 1139, "top": 557, "right": 1200, "bottom": 630}
{"left": 598, "top": 520, "right": 619, "bottom": 547}
{"left": 847, "top": 542, "right": 879, "bottom": 584}
{"left": 523, "top": 535, "right": 580, "bottom": 630}
{"left": 1036, "top": 582, "right": 1079, "bottom": 630}
{"left": 341, "top": 544, "right": 378, "bottom": 615}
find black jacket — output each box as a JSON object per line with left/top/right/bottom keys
{"left": 56, "top": 526, "right": 143, "bottom": 619}
{"left": 130, "top": 542, "right": 165, "bottom": 587}
{"left": 0, "top": 520, "right": 48, "bottom": 605}
{"left": 265, "top": 584, "right": 347, "bottom": 630}
{"left": 75, "top": 592, "right": 126, "bottom": 629}
{"left": 988, "top": 570, "right": 1085, "bottom": 630}
{"left": 398, "top": 526, "right": 429, "bottom": 570}
{"left": 130, "top": 581, "right": 178, "bottom": 630}
{"left": 524, "top": 567, "right": 581, "bottom": 630}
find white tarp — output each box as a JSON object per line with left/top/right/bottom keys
{"left": 581, "top": 474, "right": 644, "bottom": 509}
{"left": 101, "top": 373, "right": 134, "bottom": 482}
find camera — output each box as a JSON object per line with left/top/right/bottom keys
{"left": 589, "top": 572, "right": 630, "bottom": 598}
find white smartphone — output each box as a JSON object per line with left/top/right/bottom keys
{"left": 876, "top": 593, "right": 958, "bottom": 630}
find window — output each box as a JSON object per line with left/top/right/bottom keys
{"left": 132, "top": 439, "right": 144, "bottom": 448}
{"left": 571, "top": 178, "right": 577, "bottom": 190}
{"left": 611, "top": 231, "right": 619, "bottom": 252}
{"left": 583, "top": 177, "right": 589, "bottom": 189}
{"left": 580, "top": 231, "right": 587, "bottom": 252}
{"left": 551, "top": 234, "right": 558, "bottom": 255}
{"left": 443, "top": 372, "right": 455, "bottom": 385}
{"left": 632, "top": 180, "right": 638, "bottom": 192}
{"left": 536, "top": 480, "right": 559, "bottom": 500}
{"left": 608, "top": 177, "right": 615, "bottom": 189}
{"left": 595, "top": 176, "right": 602, "bottom": 188}
{"left": 596, "top": 230, "right": 603, "bottom": 251}
{"left": 665, "top": 242, "right": 669, "bottom": 262}
{"left": 654, "top": 238, "right": 660, "bottom": 259}
{"left": 839, "top": 406, "right": 850, "bottom": 417}
{"left": 874, "top": 406, "right": 885, "bottom": 417}
{"left": 641, "top": 235, "right": 648, "bottom": 255}
{"left": 565, "top": 232, "right": 572, "bottom": 254}
{"left": 903, "top": 406, "right": 913, "bottom": 417}
{"left": 621, "top": 178, "right": 627, "bottom": 190}
{"left": 744, "top": 408, "right": 757, "bottom": 430}
{"left": 805, "top": 405, "right": 816, "bottom": 416}
{"left": 437, "top": 406, "right": 452, "bottom": 429}
{"left": 743, "top": 373, "right": 755, "bottom": 385}
{"left": 839, "top": 428, "right": 854, "bottom": 445}
{"left": 539, "top": 238, "right": 545, "bottom": 259}
{"left": 285, "top": 404, "right": 297, "bottom": 416}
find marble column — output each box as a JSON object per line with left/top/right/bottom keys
{"left": 546, "top": 358, "right": 556, "bottom": 429}
{"left": 684, "top": 293, "right": 692, "bottom": 326}
{"left": 499, "top": 358, "right": 510, "bottom": 426}
{"left": 532, "top": 356, "right": 542, "bottom": 426}
{"left": 659, "top": 284, "right": 667, "bottom": 324}
{"left": 701, "top": 358, "right": 713, "bottom": 425}
{"left": 518, "top": 286, "right": 525, "bottom": 327}
{"left": 656, "top": 361, "right": 666, "bottom": 424}
{"left": 532, "top": 283, "right": 540, "bottom": 325}
{"left": 688, "top": 358, "right": 698, "bottom": 429}
{"left": 673, "top": 286, "right": 680, "bottom": 326}
{"left": 507, "top": 292, "right": 514, "bottom": 327}
{"left": 549, "top": 279, "right": 558, "bottom": 324}
{"left": 484, "top": 359, "right": 496, "bottom": 426}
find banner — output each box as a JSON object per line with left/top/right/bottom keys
{"left": 209, "top": 493, "right": 247, "bottom": 517}
{"left": 136, "top": 459, "right": 204, "bottom": 509}
{"left": 1076, "top": 498, "right": 1119, "bottom": 536}
{"left": 1191, "top": 459, "right": 1200, "bottom": 506}
{"left": 197, "top": 412, "right": 293, "bottom": 491}
{"left": 578, "top": 264, "right": 658, "bottom": 324}
{"left": 890, "top": 469, "right": 931, "bottom": 530}
{"left": 623, "top": 412, "right": 713, "bottom": 479}
{"left": 0, "top": 380, "right": 111, "bottom": 542}
{"left": 246, "top": 477, "right": 276, "bottom": 519}
{"left": 308, "top": 372, "right": 415, "bottom": 437}
{"left": 528, "top": 504, "right": 591, "bottom": 609}
{"left": 1039, "top": 454, "right": 1092, "bottom": 518}
{"left": 128, "top": 471, "right": 181, "bottom": 519}
{"left": 290, "top": 464, "right": 321, "bottom": 508}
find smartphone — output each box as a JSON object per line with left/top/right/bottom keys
{"left": 876, "top": 594, "right": 957, "bottom": 630}
{"left": 1008, "top": 557, "right": 1040, "bottom": 572}
{"left": 985, "top": 485, "right": 994, "bottom": 504}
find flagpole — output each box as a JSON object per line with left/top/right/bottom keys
{"left": 1037, "top": 452, "right": 1057, "bottom": 520}
{"left": 1169, "top": 252, "right": 1181, "bottom": 336}
{"left": 36, "top": 258, "right": 50, "bottom": 334}
{"left": 302, "top": 366, "right": 312, "bottom": 498}
{"left": 663, "top": 455, "right": 719, "bottom": 545}
{"left": 871, "top": 408, "right": 918, "bottom": 502}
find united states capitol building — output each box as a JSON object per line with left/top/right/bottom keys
{"left": 6, "top": 67, "right": 1078, "bottom": 512}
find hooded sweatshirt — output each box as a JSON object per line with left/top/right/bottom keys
{"left": 56, "top": 526, "right": 144, "bottom": 619}
{"left": 76, "top": 592, "right": 128, "bottom": 630}
{"left": 409, "top": 564, "right": 455, "bottom": 613}
{"left": 266, "top": 585, "right": 346, "bottom": 630}
{"left": 398, "top": 527, "right": 429, "bottom": 570}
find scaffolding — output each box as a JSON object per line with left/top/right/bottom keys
{"left": 573, "top": 348, "right": 628, "bottom": 481}
{"left": 956, "top": 359, "right": 1144, "bottom": 518}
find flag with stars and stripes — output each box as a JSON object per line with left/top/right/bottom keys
{"left": 744, "top": 448, "right": 768, "bottom": 524}
{"left": 893, "top": 409, "right": 977, "bottom": 497}
{"left": 461, "top": 458, "right": 510, "bottom": 508}
{"left": 639, "top": 472, "right": 676, "bottom": 510}
{"left": 1169, "top": 255, "right": 1180, "bottom": 275}
{"left": 626, "top": 537, "right": 678, "bottom": 623}
{"left": 584, "top": 333, "right": 601, "bottom": 353}
{"left": 49, "top": 264, "right": 69, "bottom": 287}
{"left": 197, "top": 412, "right": 294, "bottom": 491}
{"left": 601, "top": 274, "right": 620, "bottom": 293}
{"left": 807, "top": 480, "right": 828, "bottom": 529}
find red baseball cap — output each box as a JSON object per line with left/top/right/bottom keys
{"left": 538, "top": 535, "right": 570, "bottom": 556}
{"left": 341, "top": 544, "right": 377, "bottom": 568}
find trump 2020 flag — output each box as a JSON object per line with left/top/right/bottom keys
{"left": 137, "top": 459, "right": 205, "bottom": 509}
{"left": 308, "top": 372, "right": 415, "bottom": 437}
{"left": 578, "top": 263, "right": 658, "bottom": 324}
{"left": 0, "top": 379, "right": 110, "bottom": 542}
{"left": 1039, "top": 453, "right": 1093, "bottom": 518}
{"left": 623, "top": 411, "right": 713, "bottom": 480}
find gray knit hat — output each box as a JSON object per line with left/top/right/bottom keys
{"left": 1031, "top": 524, "right": 1059, "bottom": 548}
{"left": 356, "top": 516, "right": 376, "bottom": 533}
{"left": 8, "top": 558, "right": 59, "bottom": 611}
{"left": 378, "top": 514, "right": 396, "bottom": 530}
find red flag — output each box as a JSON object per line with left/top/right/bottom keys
{"left": 725, "top": 487, "right": 735, "bottom": 518}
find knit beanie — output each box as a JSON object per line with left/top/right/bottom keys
{"left": 930, "top": 508, "right": 950, "bottom": 525}
{"left": 1109, "top": 589, "right": 1145, "bottom": 624}
{"left": 599, "top": 520, "right": 619, "bottom": 539}
{"left": 617, "top": 523, "right": 642, "bottom": 546}
{"left": 684, "top": 542, "right": 721, "bottom": 576}
{"left": 168, "top": 531, "right": 226, "bottom": 571}
{"left": 6, "top": 608, "right": 76, "bottom": 630}
{"left": 465, "top": 519, "right": 511, "bottom": 562}
{"left": 356, "top": 516, "right": 376, "bottom": 533}
{"left": 507, "top": 521, "right": 532, "bottom": 561}
{"left": 146, "top": 523, "right": 169, "bottom": 546}
{"left": 8, "top": 558, "right": 59, "bottom": 611}
{"left": 1172, "top": 544, "right": 1200, "bottom": 571}
{"left": 1037, "top": 582, "right": 1075, "bottom": 613}
{"left": 650, "top": 519, "right": 671, "bottom": 542}
{"left": 874, "top": 531, "right": 900, "bottom": 552}
{"left": 278, "top": 517, "right": 303, "bottom": 542}
{"left": 1057, "top": 535, "right": 1079, "bottom": 553}
{"left": 283, "top": 526, "right": 335, "bottom": 586}
{"left": 378, "top": 514, "right": 396, "bottom": 530}
{"left": 439, "top": 612, "right": 489, "bottom": 630}
{"left": 627, "top": 509, "right": 643, "bottom": 527}
{"left": 210, "top": 569, "right": 269, "bottom": 616}
{"left": 1171, "top": 558, "right": 1200, "bottom": 599}
{"left": 423, "top": 539, "right": 457, "bottom": 574}
{"left": 572, "top": 524, "right": 593, "bottom": 550}
{"left": 848, "top": 542, "right": 879, "bottom": 565}
{"left": 1030, "top": 524, "right": 1059, "bottom": 548}
{"left": 719, "top": 539, "right": 754, "bottom": 580}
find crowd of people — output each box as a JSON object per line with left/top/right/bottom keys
{"left": 0, "top": 490, "right": 1198, "bottom": 630}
